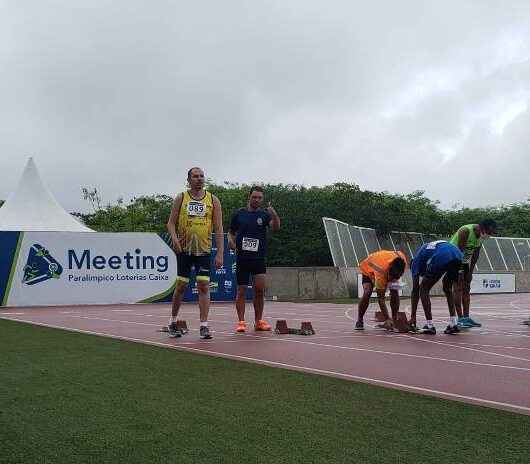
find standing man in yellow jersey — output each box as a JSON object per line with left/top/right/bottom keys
{"left": 450, "top": 219, "right": 497, "bottom": 328}
{"left": 166, "top": 167, "right": 224, "bottom": 339}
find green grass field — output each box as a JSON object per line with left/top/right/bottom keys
{"left": 1, "top": 318, "right": 529, "bottom": 464}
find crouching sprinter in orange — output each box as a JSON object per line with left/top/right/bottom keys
{"left": 355, "top": 250, "right": 408, "bottom": 331}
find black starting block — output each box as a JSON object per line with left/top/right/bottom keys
{"left": 275, "top": 320, "right": 315, "bottom": 336}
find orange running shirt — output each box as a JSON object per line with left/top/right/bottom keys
{"left": 359, "top": 250, "right": 407, "bottom": 290}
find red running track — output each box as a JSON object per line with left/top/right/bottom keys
{"left": 1, "top": 294, "right": 530, "bottom": 415}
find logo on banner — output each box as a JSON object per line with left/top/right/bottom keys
{"left": 22, "top": 244, "right": 63, "bottom": 286}
{"left": 483, "top": 279, "right": 501, "bottom": 289}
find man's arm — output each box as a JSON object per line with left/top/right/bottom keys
{"left": 469, "top": 246, "right": 481, "bottom": 274}
{"left": 457, "top": 228, "right": 469, "bottom": 252}
{"left": 376, "top": 289, "right": 393, "bottom": 329}
{"left": 166, "top": 193, "right": 183, "bottom": 253}
{"left": 267, "top": 202, "right": 281, "bottom": 232}
{"left": 227, "top": 211, "right": 238, "bottom": 250}
{"left": 212, "top": 195, "right": 224, "bottom": 268}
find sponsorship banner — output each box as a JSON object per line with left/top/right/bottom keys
{"left": 471, "top": 273, "right": 515, "bottom": 294}
{"left": 0, "top": 232, "right": 246, "bottom": 306}
{"left": 1, "top": 232, "right": 177, "bottom": 306}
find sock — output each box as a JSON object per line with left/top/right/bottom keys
{"left": 426, "top": 320, "right": 433, "bottom": 328}
{"left": 451, "top": 316, "right": 458, "bottom": 326}
{"left": 169, "top": 316, "right": 177, "bottom": 324}
{"left": 200, "top": 321, "right": 208, "bottom": 328}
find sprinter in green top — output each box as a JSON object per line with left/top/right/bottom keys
{"left": 450, "top": 219, "right": 497, "bottom": 328}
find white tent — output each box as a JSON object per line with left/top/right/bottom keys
{"left": 0, "top": 158, "right": 94, "bottom": 232}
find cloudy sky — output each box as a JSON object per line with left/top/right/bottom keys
{"left": 1, "top": 1, "right": 529, "bottom": 212}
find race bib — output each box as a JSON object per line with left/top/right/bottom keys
{"left": 187, "top": 201, "right": 206, "bottom": 217}
{"left": 426, "top": 240, "right": 445, "bottom": 250}
{"left": 242, "top": 237, "right": 259, "bottom": 252}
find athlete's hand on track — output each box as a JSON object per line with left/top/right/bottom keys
{"left": 215, "top": 252, "right": 223, "bottom": 269}
{"left": 228, "top": 238, "right": 236, "bottom": 250}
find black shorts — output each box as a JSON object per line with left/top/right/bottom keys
{"left": 441, "top": 260, "right": 468, "bottom": 286}
{"left": 236, "top": 258, "right": 266, "bottom": 286}
{"left": 177, "top": 253, "right": 210, "bottom": 283}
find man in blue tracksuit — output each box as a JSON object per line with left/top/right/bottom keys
{"left": 228, "top": 186, "right": 281, "bottom": 333}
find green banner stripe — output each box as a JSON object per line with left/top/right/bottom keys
{"left": 137, "top": 279, "right": 177, "bottom": 304}
{"left": 2, "top": 232, "right": 24, "bottom": 306}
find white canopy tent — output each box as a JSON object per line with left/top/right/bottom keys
{"left": 0, "top": 158, "right": 94, "bottom": 232}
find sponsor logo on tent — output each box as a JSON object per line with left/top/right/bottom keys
{"left": 22, "top": 244, "right": 63, "bottom": 286}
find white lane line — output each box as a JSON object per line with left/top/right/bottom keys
{"left": 5, "top": 314, "right": 530, "bottom": 372}
{"left": 2, "top": 317, "right": 530, "bottom": 415}
{"left": 444, "top": 342, "right": 530, "bottom": 351}
{"left": 402, "top": 335, "right": 530, "bottom": 363}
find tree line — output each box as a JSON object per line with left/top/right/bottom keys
{"left": 70, "top": 183, "right": 530, "bottom": 267}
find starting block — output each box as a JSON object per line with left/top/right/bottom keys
{"left": 275, "top": 319, "right": 289, "bottom": 334}
{"left": 374, "top": 311, "right": 386, "bottom": 322}
{"left": 275, "top": 320, "right": 315, "bottom": 335}
{"left": 300, "top": 321, "right": 316, "bottom": 335}
{"left": 394, "top": 312, "right": 410, "bottom": 333}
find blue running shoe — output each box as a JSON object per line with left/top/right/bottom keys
{"left": 457, "top": 317, "right": 473, "bottom": 329}
{"left": 466, "top": 317, "right": 482, "bottom": 327}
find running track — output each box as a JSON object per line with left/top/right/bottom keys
{"left": 1, "top": 294, "right": 530, "bottom": 415}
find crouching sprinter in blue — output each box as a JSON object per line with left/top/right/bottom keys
{"left": 410, "top": 240, "right": 464, "bottom": 335}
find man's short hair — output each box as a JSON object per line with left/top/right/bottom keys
{"left": 389, "top": 257, "right": 406, "bottom": 280}
{"left": 249, "top": 185, "right": 264, "bottom": 196}
{"left": 187, "top": 167, "right": 202, "bottom": 180}
{"left": 480, "top": 219, "right": 497, "bottom": 232}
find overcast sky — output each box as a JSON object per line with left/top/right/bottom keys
{"left": 1, "top": 1, "right": 529, "bottom": 212}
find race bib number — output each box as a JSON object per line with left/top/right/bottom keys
{"left": 187, "top": 201, "right": 206, "bottom": 217}
{"left": 426, "top": 240, "right": 445, "bottom": 250}
{"left": 242, "top": 237, "right": 259, "bottom": 252}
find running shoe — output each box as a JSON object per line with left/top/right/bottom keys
{"left": 457, "top": 317, "right": 473, "bottom": 328}
{"left": 354, "top": 320, "right": 364, "bottom": 331}
{"left": 408, "top": 322, "right": 419, "bottom": 333}
{"left": 236, "top": 321, "right": 247, "bottom": 333}
{"left": 168, "top": 322, "right": 182, "bottom": 338}
{"left": 255, "top": 320, "right": 272, "bottom": 331}
{"left": 199, "top": 326, "right": 213, "bottom": 339}
{"left": 421, "top": 325, "right": 436, "bottom": 335}
{"left": 444, "top": 325, "right": 460, "bottom": 335}
{"left": 465, "top": 317, "right": 482, "bottom": 327}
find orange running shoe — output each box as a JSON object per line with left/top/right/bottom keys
{"left": 254, "top": 319, "right": 272, "bottom": 331}
{"left": 236, "top": 321, "right": 247, "bottom": 333}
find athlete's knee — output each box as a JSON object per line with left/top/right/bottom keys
{"left": 175, "top": 280, "right": 188, "bottom": 295}
{"left": 254, "top": 287, "right": 265, "bottom": 298}
{"left": 196, "top": 281, "right": 210, "bottom": 294}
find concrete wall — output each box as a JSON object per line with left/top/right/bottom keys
{"left": 267, "top": 266, "right": 530, "bottom": 300}
{"left": 266, "top": 267, "right": 349, "bottom": 300}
